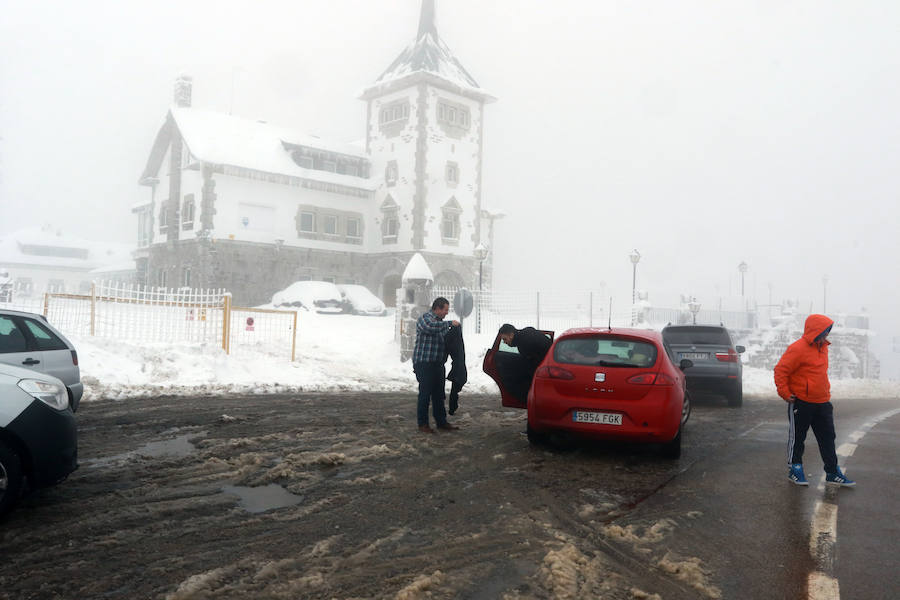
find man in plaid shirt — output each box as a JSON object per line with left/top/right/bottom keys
{"left": 413, "top": 297, "right": 460, "bottom": 433}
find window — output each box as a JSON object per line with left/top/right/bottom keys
{"left": 321, "top": 160, "right": 337, "bottom": 173}
{"left": 22, "top": 318, "right": 68, "bottom": 351}
{"left": 13, "top": 277, "right": 33, "bottom": 296}
{"left": 296, "top": 155, "right": 313, "bottom": 169}
{"left": 47, "top": 279, "right": 65, "bottom": 294}
{"left": 182, "top": 194, "right": 195, "bottom": 229}
{"left": 437, "top": 101, "right": 471, "bottom": 130}
{"left": 299, "top": 211, "right": 315, "bottom": 233}
{"left": 138, "top": 209, "right": 152, "bottom": 247}
{"left": 446, "top": 162, "right": 459, "bottom": 184}
{"left": 159, "top": 202, "right": 168, "bottom": 232}
{"left": 182, "top": 267, "right": 191, "bottom": 288}
{"left": 385, "top": 161, "right": 398, "bottom": 186}
{"left": 384, "top": 215, "right": 399, "bottom": 239}
{"left": 324, "top": 215, "right": 338, "bottom": 235}
{"left": 347, "top": 217, "right": 361, "bottom": 238}
{"left": 0, "top": 316, "right": 28, "bottom": 353}
{"left": 344, "top": 164, "right": 359, "bottom": 177}
{"left": 554, "top": 336, "right": 658, "bottom": 368}
{"left": 442, "top": 214, "right": 459, "bottom": 240}
{"left": 380, "top": 101, "right": 410, "bottom": 124}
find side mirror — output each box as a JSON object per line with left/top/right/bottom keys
{"left": 679, "top": 359, "right": 694, "bottom": 370}
{"left": 735, "top": 345, "right": 746, "bottom": 353}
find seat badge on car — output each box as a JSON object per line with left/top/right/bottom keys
{"left": 594, "top": 373, "right": 606, "bottom": 382}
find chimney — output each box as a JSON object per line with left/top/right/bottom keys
{"left": 174, "top": 75, "right": 193, "bottom": 108}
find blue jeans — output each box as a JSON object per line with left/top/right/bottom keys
{"left": 414, "top": 362, "right": 447, "bottom": 427}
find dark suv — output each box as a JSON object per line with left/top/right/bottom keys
{"left": 661, "top": 325, "right": 745, "bottom": 406}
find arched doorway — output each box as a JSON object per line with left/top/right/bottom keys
{"left": 381, "top": 274, "right": 402, "bottom": 307}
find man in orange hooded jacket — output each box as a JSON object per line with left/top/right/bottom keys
{"left": 774, "top": 314, "right": 855, "bottom": 487}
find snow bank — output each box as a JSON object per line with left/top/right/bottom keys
{"left": 72, "top": 312, "right": 900, "bottom": 401}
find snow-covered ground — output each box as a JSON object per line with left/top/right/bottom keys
{"left": 74, "top": 312, "right": 900, "bottom": 402}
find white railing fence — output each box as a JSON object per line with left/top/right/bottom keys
{"left": 1, "top": 282, "right": 298, "bottom": 361}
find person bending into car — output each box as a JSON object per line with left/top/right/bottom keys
{"left": 774, "top": 314, "right": 855, "bottom": 487}
{"left": 498, "top": 323, "right": 552, "bottom": 403}
{"left": 413, "top": 297, "right": 460, "bottom": 434}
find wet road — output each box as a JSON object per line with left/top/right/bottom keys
{"left": 0, "top": 391, "right": 897, "bottom": 599}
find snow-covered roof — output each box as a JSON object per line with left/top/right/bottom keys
{"left": 402, "top": 253, "right": 434, "bottom": 283}
{"left": 141, "top": 108, "right": 376, "bottom": 192}
{"left": 360, "top": 1, "right": 494, "bottom": 102}
{"left": 0, "top": 227, "right": 135, "bottom": 271}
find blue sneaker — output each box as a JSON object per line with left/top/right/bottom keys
{"left": 826, "top": 467, "right": 856, "bottom": 487}
{"left": 788, "top": 463, "right": 808, "bottom": 486}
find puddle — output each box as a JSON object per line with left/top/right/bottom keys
{"left": 222, "top": 484, "right": 304, "bottom": 513}
{"left": 84, "top": 432, "right": 203, "bottom": 467}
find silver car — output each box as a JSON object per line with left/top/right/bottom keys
{"left": 0, "top": 309, "right": 83, "bottom": 412}
{"left": 0, "top": 362, "right": 78, "bottom": 517}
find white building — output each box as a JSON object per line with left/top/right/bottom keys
{"left": 135, "top": 0, "right": 501, "bottom": 306}
{"left": 0, "top": 225, "right": 134, "bottom": 301}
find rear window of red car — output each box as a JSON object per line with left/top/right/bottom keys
{"left": 554, "top": 336, "right": 657, "bottom": 368}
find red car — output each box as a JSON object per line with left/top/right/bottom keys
{"left": 483, "top": 327, "right": 693, "bottom": 458}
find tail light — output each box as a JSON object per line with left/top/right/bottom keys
{"left": 71, "top": 350, "right": 79, "bottom": 366}
{"left": 715, "top": 349, "right": 739, "bottom": 363}
{"left": 535, "top": 366, "right": 575, "bottom": 380}
{"left": 627, "top": 372, "right": 675, "bottom": 386}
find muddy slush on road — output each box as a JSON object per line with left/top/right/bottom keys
{"left": 0, "top": 392, "right": 763, "bottom": 599}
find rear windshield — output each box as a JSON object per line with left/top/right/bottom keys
{"left": 554, "top": 336, "right": 657, "bottom": 368}
{"left": 663, "top": 327, "right": 732, "bottom": 345}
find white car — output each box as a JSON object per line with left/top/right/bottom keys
{"left": 0, "top": 362, "right": 78, "bottom": 517}
{"left": 337, "top": 284, "right": 387, "bottom": 316}
{"left": 271, "top": 281, "right": 343, "bottom": 314}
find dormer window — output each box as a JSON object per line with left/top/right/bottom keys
{"left": 441, "top": 197, "right": 462, "bottom": 244}
{"left": 446, "top": 162, "right": 459, "bottom": 186}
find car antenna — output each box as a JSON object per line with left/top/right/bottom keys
{"left": 608, "top": 297, "right": 613, "bottom": 330}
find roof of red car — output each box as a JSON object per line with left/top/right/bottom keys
{"left": 559, "top": 327, "right": 663, "bottom": 342}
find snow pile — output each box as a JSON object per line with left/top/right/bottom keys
{"left": 72, "top": 311, "right": 900, "bottom": 402}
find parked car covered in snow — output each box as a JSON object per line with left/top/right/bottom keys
{"left": 337, "top": 284, "right": 387, "bottom": 316}
{"left": 271, "top": 281, "right": 343, "bottom": 314}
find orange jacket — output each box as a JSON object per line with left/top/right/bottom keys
{"left": 773, "top": 314, "right": 834, "bottom": 403}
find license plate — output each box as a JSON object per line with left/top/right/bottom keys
{"left": 680, "top": 352, "right": 708, "bottom": 360}
{"left": 572, "top": 411, "right": 622, "bottom": 426}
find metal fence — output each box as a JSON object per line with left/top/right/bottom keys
{"left": 434, "top": 288, "right": 635, "bottom": 334}
{"left": 1, "top": 282, "right": 298, "bottom": 361}
{"left": 433, "top": 287, "right": 757, "bottom": 335}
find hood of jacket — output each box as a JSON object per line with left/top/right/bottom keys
{"left": 802, "top": 314, "right": 834, "bottom": 345}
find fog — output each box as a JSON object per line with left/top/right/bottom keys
{"left": 2, "top": 1, "right": 898, "bottom": 374}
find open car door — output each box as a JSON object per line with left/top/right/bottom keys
{"left": 482, "top": 330, "right": 554, "bottom": 409}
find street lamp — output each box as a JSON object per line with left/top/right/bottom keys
{"left": 823, "top": 275, "right": 828, "bottom": 313}
{"left": 474, "top": 243, "right": 489, "bottom": 333}
{"left": 629, "top": 249, "right": 641, "bottom": 326}
{"left": 738, "top": 261, "right": 748, "bottom": 297}
{"left": 688, "top": 297, "right": 701, "bottom": 325}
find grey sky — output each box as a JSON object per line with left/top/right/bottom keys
{"left": 2, "top": 1, "right": 898, "bottom": 370}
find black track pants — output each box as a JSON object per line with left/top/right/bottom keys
{"left": 787, "top": 399, "right": 837, "bottom": 474}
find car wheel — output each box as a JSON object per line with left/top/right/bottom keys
{"left": 681, "top": 391, "right": 692, "bottom": 426}
{"left": 660, "top": 427, "right": 682, "bottom": 459}
{"left": 526, "top": 422, "right": 547, "bottom": 446}
{"left": 0, "top": 440, "right": 24, "bottom": 518}
{"left": 728, "top": 381, "right": 743, "bottom": 407}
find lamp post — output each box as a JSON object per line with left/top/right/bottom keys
{"left": 823, "top": 275, "right": 828, "bottom": 313}
{"left": 738, "top": 261, "right": 748, "bottom": 297}
{"left": 474, "top": 243, "right": 489, "bottom": 333}
{"left": 629, "top": 249, "right": 641, "bottom": 326}
{"left": 688, "top": 297, "right": 701, "bottom": 325}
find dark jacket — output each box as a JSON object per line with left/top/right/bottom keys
{"left": 443, "top": 325, "right": 467, "bottom": 414}
{"left": 512, "top": 327, "right": 552, "bottom": 366}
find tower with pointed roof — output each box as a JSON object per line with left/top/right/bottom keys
{"left": 360, "top": 0, "right": 495, "bottom": 286}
